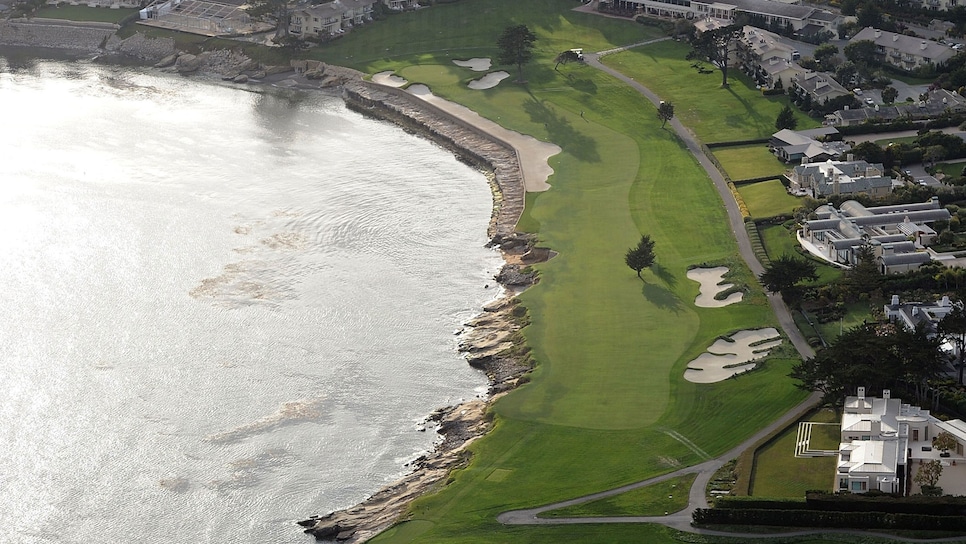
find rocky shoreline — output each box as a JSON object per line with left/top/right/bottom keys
{"left": 0, "top": 29, "right": 545, "bottom": 543}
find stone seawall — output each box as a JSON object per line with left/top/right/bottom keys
{"left": 0, "top": 19, "right": 174, "bottom": 60}
{"left": 342, "top": 80, "right": 525, "bottom": 239}
{"left": 0, "top": 19, "right": 115, "bottom": 51}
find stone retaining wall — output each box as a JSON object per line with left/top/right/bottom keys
{"left": 0, "top": 19, "right": 115, "bottom": 50}
{"left": 343, "top": 79, "right": 525, "bottom": 238}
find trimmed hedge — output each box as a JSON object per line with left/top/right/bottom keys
{"left": 693, "top": 507, "right": 966, "bottom": 531}
{"left": 707, "top": 138, "right": 771, "bottom": 148}
{"left": 805, "top": 491, "right": 966, "bottom": 516}
{"left": 732, "top": 175, "right": 783, "bottom": 186}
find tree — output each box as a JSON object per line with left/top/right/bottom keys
{"left": 790, "top": 323, "right": 947, "bottom": 407}
{"left": 881, "top": 85, "right": 899, "bottom": 104}
{"left": 553, "top": 49, "right": 581, "bottom": 71}
{"left": 933, "top": 430, "right": 958, "bottom": 455}
{"left": 245, "top": 0, "right": 290, "bottom": 41}
{"left": 939, "top": 305, "right": 966, "bottom": 384}
{"left": 625, "top": 235, "right": 656, "bottom": 280}
{"left": 914, "top": 459, "right": 943, "bottom": 494}
{"left": 657, "top": 101, "right": 674, "bottom": 128}
{"left": 688, "top": 24, "right": 742, "bottom": 88}
{"left": 813, "top": 43, "right": 839, "bottom": 71}
{"left": 844, "top": 40, "right": 878, "bottom": 67}
{"left": 758, "top": 254, "right": 817, "bottom": 294}
{"left": 498, "top": 25, "right": 537, "bottom": 83}
{"left": 775, "top": 104, "right": 798, "bottom": 130}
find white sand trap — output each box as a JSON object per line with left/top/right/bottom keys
{"left": 406, "top": 85, "right": 560, "bottom": 192}
{"left": 453, "top": 58, "right": 491, "bottom": 71}
{"left": 372, "top": 71, "right": 408, "bottom": 88}
{"left": 468, "top": 71, "right": 510, "bottom": 90}
{"left": 687, "top": 266, "right": 743, "bottom": 308}
{"left": 684, "top": 328, "right": 782, "bottom": 384}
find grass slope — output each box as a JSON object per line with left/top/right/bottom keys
{"left": 713, "top": 144, "right": 789, "bottom": 181}
{"left": 738, "top": 180, "right": 802, "bottom": 219}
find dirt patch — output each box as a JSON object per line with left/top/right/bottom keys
{"left": 686, "top": 267, "right": 742, "bottom": 308}
{"left": 684, "top": 328, "right": 782, "bottom": 384}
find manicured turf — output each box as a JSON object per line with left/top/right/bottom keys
{"left": 600, "top": 40, "right": 817, "bottom": 142}
{"left": 541, "top": 473, "right": 697, "bottom": 517}
{"left": 737, "top": 180, "right": 802, "bottom": 219}
{"left": 934, "top": 162, "right": 966, "bottom": 179}
{"left": 34, "top": 5, "right": 138, "bottom": 23}
{"left": 713, "top": 144, "right": 789, "bottom": 181}
{"left": 749, "top": 410, "right": 838, "bottom": 498}
{"left": 292, "top": 2, "right": 813, "bottom": 542}
{"left": 872, "top": 135, "right": 918, "bottom": 146}
{"left": 812, "top": 301, "right": 875, "bottom": 344}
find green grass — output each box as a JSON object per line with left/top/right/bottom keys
{"left": 872, "top": 135, "right": 918, "bottom": 147}
{"left": 934, "top": 162, "right": 966, "bottom": 179}
{"left": 302, "top": 0, "right": 662, "bottom": 73}
{"left": 713, "top": 144, "right": 789, "bottom": 181}
{"left": 270, "top": 2, "right": 815, "bottom": 542}
{"left": 600, "top": 40, "right": 817, "bottom": 142}
{"left": 812, "top": 301, "right": 875, "bottom": 343}
{"left": 737, "top": 180, "right": 801, "bottom": 219}
{"left": 34, "top": 4, "right": 138, "bottom": 23}
{"left": 541, "top": 473, "right": 697, "bottom": 517}
{"left": 758, "top": 223, "right": 843, "bottom": 285}
{"left": 748, "top": 409, "right": 838, "bottom": 498}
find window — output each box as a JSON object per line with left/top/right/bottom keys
{"left": 851, "top": 481, "right": 867, "bottom": 491}
{"left": 840, "top": 478, "right": 848, "bottom": 489}
{"left": 861, "top": 435, "right": 871, "bottom": 440}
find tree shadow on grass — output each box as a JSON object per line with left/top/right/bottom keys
{"left": 522, "top": 97, "right": 600, "bottom": 162}
{"left": 723, "top": 86, "right": 768, "bottom": 131}
{"left": 642, "top": 281, "right": 684, "bottom": 314}
{"left": 652, "top": 263, "right": 677, "bottom": 288}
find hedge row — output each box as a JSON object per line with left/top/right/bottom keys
{"left": 693, "top": 507, "right": 966, "bottom": 531}
{"left": 804, "top": 492, "right": 966, "bottom": 516}
{"left": 727, "top": 181, "right": 751, "bottom": 220}
{"left": 706, "top": 138, "right": 771, "bottom": 149}
{"left": 732, "top": 175, "right": 783, "bottom": 186}
{"left": 745, "top": 222, "right": 770, "bottom": 267}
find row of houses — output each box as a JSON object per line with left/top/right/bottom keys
{"left": 600, "top": 0, "right": 843, "bottom": 34}
{"left": 289, "top": 0, "right": 418, "bottom": 39}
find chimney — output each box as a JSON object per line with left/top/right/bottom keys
{"left": 942, "top": 295, "right": 951, "bottom": 307}
{"left": 883, "top": 389, "right": 891, "bottom": 400}
{"left": 875, "top": 29, "right": 881, "bottom": 38}
{"left": 892, "top": 294, "right": 900, "bottom": 306}
{"left": 847, "top": 153, "right": 854, "bottom": 162}
{"left": 858, "top": 386, "right": 866, "bottom": 399}
{"left": 921, "top": 40, "right": 928, "bottom": 50}
{"left": 893, "top": 34, "right": 899, "bottom": 42}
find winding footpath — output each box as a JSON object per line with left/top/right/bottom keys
{"left": 498, "top": 39, "right": 966, "bottom": 543}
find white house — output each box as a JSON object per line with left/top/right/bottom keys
{"left": 838, "top": 388, "right": 966, "bottom": 495}
{"left": 788, "top": 157, "right": 893, "bottom": 197}
{"left": 799, "top": 198, "right": 950, "bottom": 272}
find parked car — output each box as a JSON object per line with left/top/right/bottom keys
{"left": 853, "top": 88, "right": 863, "bottom": 95}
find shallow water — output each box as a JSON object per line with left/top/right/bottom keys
{"left": 0, "top": 56, "right": 502, "bottom": 543}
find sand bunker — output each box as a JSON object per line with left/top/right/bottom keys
{"left": 684, "top": 328, "right": 781, "bottom": 384}
{"left": 687, "top": 266, "right": 743, "bottom": 308}
{"left": 453, "top": 58, "right": 491, "bottom": 71}
{"left": 406, "top": 84, "right": 560, "bottom": 192}
{"left": 372, "top": 71, "right": 408, "bottom": 88}
{"left": 467, "top": 71, "right": 510, "bottom": 90}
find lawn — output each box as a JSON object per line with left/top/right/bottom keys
{"left": 541, "top": 474, "right": 697, "bottom": 517}
{"left": 270, "top": 2, "right": 814, "bottom": 542}
{"left": 600, "top": 40, "right": 817, "bottom": 143}
{"left": 737, "top": 180, "right": 802, "bottom": 219}
{"left": 749, "top": 409, "right": 839, "bottom": 498}
{"left": 713, "top": 144, "right": 789, "bottom": 181}
{"left": 34, "top": 4, "right": 138, "bottom": 23}
{"left": 758, "top": 223, "right": 843, "bottom": 285}
{"left": 811, "top": 301, "right": 876, "bottom": 344}
{"left": 934, "top": 162, "right": 966, "bottom": 179}
{"left": 872, "top": 135, "right": 919, "bottom": 147}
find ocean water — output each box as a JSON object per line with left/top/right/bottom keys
{"left": 0, "top": 55, "right": 503, "bottom": 543}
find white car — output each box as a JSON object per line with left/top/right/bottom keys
{"left": 865, "top": 97, "right": 875, "bottom": 105}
